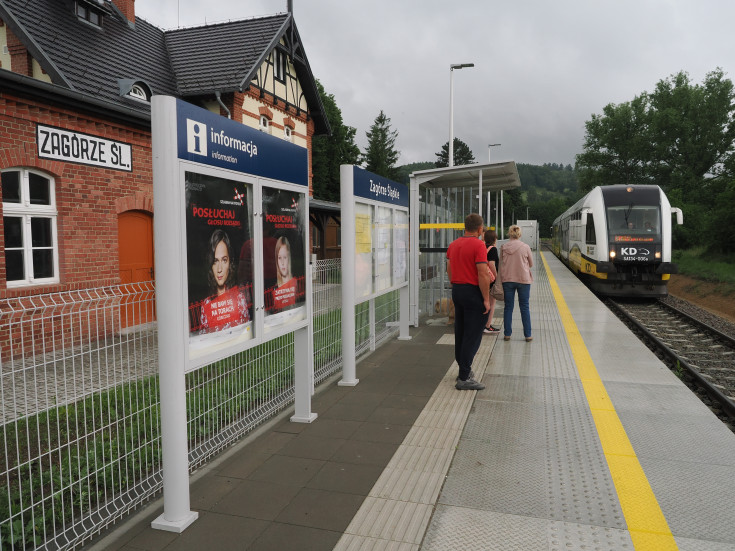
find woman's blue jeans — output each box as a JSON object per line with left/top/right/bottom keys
{"left": 502, "top": 282, "right": 531, "bottom": 338}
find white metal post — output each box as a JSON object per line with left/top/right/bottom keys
{"left": 150, "top": 96, "right": 198, "bottom": 533}
{"left": 478, "top": 171, "right": 483, "bottom": 225}
{"left": 339, "top": 165, "right": 359, "bottom": 386}
{"left": 409, "top": 177, "right": 420, "bottom": 327}
{"left": 291, "top": 325, "right": 317, "bottom": 422}
{"left": 398, "top": 285, "right": 411, "bottom": 340}
{"left": 448, "top": 63, "right": 473, "bottom": 168}
{"left": 369, "top": 298, "right": 376, "bottom": 351}
{"left": 501, "top": 190, "right": 505, "bottom": 239}
{"left": 487, "top": 191, "right": 491, "bottom": 228}
{"left": 449, "top": 68, "right": 455, "bottom": 168}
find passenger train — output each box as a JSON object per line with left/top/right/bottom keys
{"left": 551, "top": 185, "right": 683, "bottom": 297}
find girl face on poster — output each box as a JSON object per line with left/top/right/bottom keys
{"left": 276, "top": 236, "right": 292, "bottom": 285}
{"left": 207, "top": 229, "right": 236, "bottom": 296}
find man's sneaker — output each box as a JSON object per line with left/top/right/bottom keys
{"left": 455, "top": 377, "right": 485, "bottom": 391}
{"left": 483, "top": 325, "right": 500, "bottom": 334}
{"left": 456, "top": 370, "right": 474, "bottom": 382}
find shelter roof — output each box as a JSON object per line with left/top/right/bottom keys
{"left": 409, "top": 161, "right": 521, "bottom": 192}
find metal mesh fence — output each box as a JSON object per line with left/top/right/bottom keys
{"left": 0, "top": 258, "right": 401, "bottom": 550}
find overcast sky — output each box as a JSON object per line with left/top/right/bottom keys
{"left": 136, "top": 0, "right": 735, "bottom": 167}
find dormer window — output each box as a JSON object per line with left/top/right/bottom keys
{"left": 118, "top": 79, "right": 152, "bottom": 103}
{"left": 76, "top": 2, "right": 103, "bottom": 27}
{"left": 128, "top": 84, "right": 148, "bottom": 101}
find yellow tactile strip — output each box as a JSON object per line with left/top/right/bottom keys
{"left": 333, "top": 332, "right": 496, "bottom": 550}
{"left": 540, "top": 251, "right": 678, "bottom": 551}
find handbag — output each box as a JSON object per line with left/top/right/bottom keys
{"left": 491, "top": 269, "right": 504, "bottom": 301}
{"left": 489, "top": 245, "right": 504, "bottom": 301}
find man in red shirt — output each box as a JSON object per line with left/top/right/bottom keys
{"left": 446, "top": 213, "right": 491, "bottom": 390}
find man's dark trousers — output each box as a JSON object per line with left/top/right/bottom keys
{"left": 451, "top": 283, "right": 489, "bottom": 381}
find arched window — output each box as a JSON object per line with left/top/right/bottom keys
{"left": 2, "top": 169, "right": 59, "bottom": 286}
{"left": 129, "top": 84, "right": 149, "bottom": 101}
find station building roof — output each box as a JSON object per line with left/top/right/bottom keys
{"left": 0, "top": 0, "right": 329, "bottom": 133}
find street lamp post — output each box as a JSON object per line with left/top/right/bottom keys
{"left": 449, "top": 63, "right": 474, "bottom": 167}
{"left": 488, "top": 143, "right": 501, "bottom": 162}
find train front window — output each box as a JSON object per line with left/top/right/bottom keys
{"left": 607, "top": 206, "right": 660, "bottom": 241}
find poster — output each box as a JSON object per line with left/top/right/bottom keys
{"left": 185, "top": 171, "right": 254, "bottom": 354}
{"left": 262, "top": 187, "right": 307, "bottom": 332}
{"left": 394, "top": 209, "right": 408, "bottom": 285}
{"left": 374, "top": 206, "right": 392, "bottom": 292}
{"left": 354, "top": 203, "right": 373, "bottom": 298}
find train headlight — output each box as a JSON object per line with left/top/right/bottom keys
{"left": 609, "top": 250, "right": 616, "bottom": 259}
{"left": 655, "top": 251, "right": 661, "bottom": 259}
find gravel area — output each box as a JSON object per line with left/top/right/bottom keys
{"left": 660, "top": 295, "right": 735, "bottom": 340}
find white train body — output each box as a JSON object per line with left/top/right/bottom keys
{"left": 551, "top": 185, "right": 683, "bottom": 297}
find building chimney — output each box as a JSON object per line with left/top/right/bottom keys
{"left": 287, "top": 0, "right": 293, "bottom": 13}
{"left": 114, "top": 0, "right": 135, "bottom": 23}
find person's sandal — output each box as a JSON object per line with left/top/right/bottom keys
{"left": 525, "top": 337, "right": 533, "bottom": 342}
{"left": 503, "top": 336, "right": 511, "bottom": 341}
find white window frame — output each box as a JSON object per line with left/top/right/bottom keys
{"left": 259, "top": 115, "right": 271, "bottom": 134}
{"left": 129, "top": 84, "right": 149, "bottom": 102}
{"left": 284, "top": 125, "right": 293, "bottom": 141}
{"left": 2, "top": 168, "right": 59, "bottom": 287}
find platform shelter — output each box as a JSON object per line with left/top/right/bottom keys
{"left": 409, "top": 162, "right": 521, "bottom": 326}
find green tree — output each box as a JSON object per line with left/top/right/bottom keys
{"left": 311, "top": 81, "right": 360, "bottom": 201}
{"left": 361, "top": 110, "right": 400, "bottom": 180}
{"left": 648, "top": 69, "right": 735, "bottom": 200}
{"left": 575, "top": 94, "right": 652, "bottom": 192}
{"left": 575, "top": 69, "right": 735, "bottom": 251}
{"left": 434, "top": 138, "right": 475, "bottom": 167}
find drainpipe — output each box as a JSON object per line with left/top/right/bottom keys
{"left": 215, "top": 91, "right": 231, "bottom": 119}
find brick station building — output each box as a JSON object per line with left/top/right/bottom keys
{"left": 0, "top": 0, "right": 329, "bottom": 303}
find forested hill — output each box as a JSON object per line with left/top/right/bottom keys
{"left": 395, "top": 162, "right": 434, "bottom": 184}
{"left": 516, "top": 163, "right": 578, "bottom": 199}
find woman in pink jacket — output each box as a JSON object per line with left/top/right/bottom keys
{"left": 500, "top": 225, "right": 534, "bottom": 341}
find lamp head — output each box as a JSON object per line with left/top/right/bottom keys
{"left": 450, "top": 63, "right": 474, "bottom": 70}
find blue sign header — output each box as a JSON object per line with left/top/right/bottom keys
{"left": 352, "top": 166, "right": 409, "bottom": 208}
{"left": 176, "top": 99, "right": 308, "bottom": 187}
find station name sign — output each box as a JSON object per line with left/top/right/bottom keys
{"left": 36, "top": 124, "right": 132, "bottom": 172}
{"left": 176, "top": 99, "right": 307, "bottom": 187}
{"left": 352, "top": 166, "right": 408, "bottom": 207}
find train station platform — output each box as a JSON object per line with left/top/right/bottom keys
{"left": 91, "top": 251, "right": 735, "bottom": 551}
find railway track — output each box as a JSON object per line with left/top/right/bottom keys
{"left": 606, "top": 298, "right": 735, "bottom": 423}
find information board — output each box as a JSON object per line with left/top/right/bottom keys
{"left": 339, "top": 164, "right": 411, "bottom": 387}
{"left": 151, "top": 95, "right": 316, "bottom": 535}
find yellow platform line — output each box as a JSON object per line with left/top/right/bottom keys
{"left": 541, "top": 251, "right": 678, "bottom": 550}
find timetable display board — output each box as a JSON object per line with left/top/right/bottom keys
{"left": 343, "top": 165, "right": 409, "bottom": 302}
{"left": 339, "top": 164, "right": 412, "bottom": 387}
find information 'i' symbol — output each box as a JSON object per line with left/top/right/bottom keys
{"left": 192, "top": 124, "right": 201, "bottom": 153}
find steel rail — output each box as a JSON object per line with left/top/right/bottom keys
{"left": 607, "top": 299, "right": 735, "bottom": 420}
